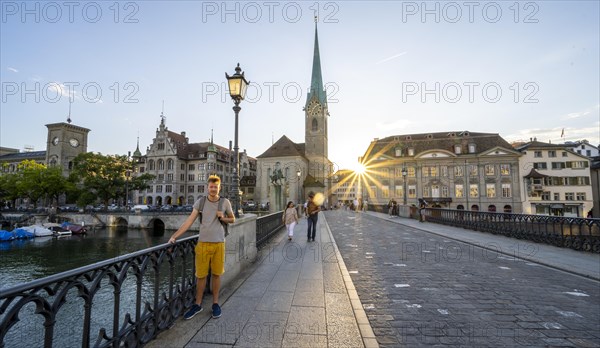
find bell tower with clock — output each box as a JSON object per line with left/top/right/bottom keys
{"left": 45, "top": 120, "right": 91, "bottom": 176}
{"left": 304, "top": 19, "right": 331, "bottom": 184}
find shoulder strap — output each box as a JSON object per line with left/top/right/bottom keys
{"left": 218, "top": 197, "right": 224, "bottom": 212}
{"left": 198, "top": 196, "right": 207, "bottom": 211}
{"left": 197, "top": 196, "right": 206, "bottom": 223}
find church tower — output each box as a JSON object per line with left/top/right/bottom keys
{"left": 304, "top": 19, "right": 331, "bottom": 183}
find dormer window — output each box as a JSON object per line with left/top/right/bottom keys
{"left": 468, "top": 143, "right": 476, "bottom": 153}
{"left": 405, "top": 136, "right": 412, "bottom": 140}
{"left": 454, "top": 145, "right": 462, "bottom": 154}
{"left": 426, "top": 134, "right": 433, "bottom": 139}
{"left": 395, "top": 147, "right": 402, "bottom": 157}
{"left": 408, "top": 148, "right": 415, "bottom": 156}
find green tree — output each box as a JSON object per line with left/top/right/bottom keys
{"left": 15, "top": 160, "right": 48, "bottom": 208}
{"left": 41, "top": 166, "right": 68, "bottom": 207}
{"left": 0, "top": 173, "right": 20, "bottom": 209}
{"left": 70, "top": 152, "right": 153, "bottom": 208}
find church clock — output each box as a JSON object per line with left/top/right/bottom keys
{"left": 309, "top": 101, "right": 322, "bottom": 116}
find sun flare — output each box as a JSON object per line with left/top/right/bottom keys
{"left": 352, "top": 162, "right": 366, "bottom": 175}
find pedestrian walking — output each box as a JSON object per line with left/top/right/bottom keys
{"left": 283, "top": 201, "right": 299, "bottom": 240}
{"left": 168, "top": 175, "right": 234, "bottom": 320}
{"left": 306, "top": 192, "right": 320, "bottom": 242}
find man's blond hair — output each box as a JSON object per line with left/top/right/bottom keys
{"left": 208, "top": 175, "right": 221, "bottom": 185}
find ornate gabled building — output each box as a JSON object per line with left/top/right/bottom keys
{"left": 516, "top": 141, "right": 593, "bottom": 217}
{"left": 131, "top": 116, "right": 256, "bottom": 207}
{"left": 360, "top": 131, "right": 523, "bottom": 213}
{"left": 256, "top": 22, "right": 333, "bottom": 211}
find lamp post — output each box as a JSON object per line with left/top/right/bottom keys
{"left": 125, "top": 151, "right": 131, "bottom": 209}
{"left": 296, "top": 169, "right": 301, "bottom": 204}
{"left": 401, "top": 166, "right": 408, "bottom": 205}
{"left": 226, "top": 63, "right": 249, "bottom": 218}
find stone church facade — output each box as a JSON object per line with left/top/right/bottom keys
{"left": 256, "top": 23, "right": 333, "bottom": 211}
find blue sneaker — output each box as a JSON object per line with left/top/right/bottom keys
{"left": 212, "top": 303, "right": 222, "bottom": 318}
{"left": 183, "top": 304, "right": 202, "bottom": 320}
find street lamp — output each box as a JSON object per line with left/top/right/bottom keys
{"left": 125, "top": 151, "right": 131, "bottom": 209}
{"left": 226, "top": 63, "right": 249, "bottom": 218}
{"left": 401, "top": 166, "right": 408, "bottom": 205}
{"left": 296, "top": 169, "right": 301, "bottom": 204}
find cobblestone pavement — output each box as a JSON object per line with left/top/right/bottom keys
{"left": 325, "top": 210, "right": 600, "bottom": 347}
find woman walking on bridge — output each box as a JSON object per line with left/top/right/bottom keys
{"left": 283, "top": 201, "right": 299, "bottom": 241}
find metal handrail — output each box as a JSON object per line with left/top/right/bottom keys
{"left": 256, "top": 211, "right": 284, "bottom": 248}
{"left": 1, "top": 212, "right": 287, "bottom": 347}
{"left": 421, "top": 208, "right": 600, "bottom": 253}
{"left": 0, "top": 236, "right": 198, "bottom": 348}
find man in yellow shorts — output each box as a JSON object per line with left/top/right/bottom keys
{"left": 168, "top": 175, "right": 234, "bottom": 319}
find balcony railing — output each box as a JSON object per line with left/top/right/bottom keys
{"left": 422, "top": 208, "right": 600, "bottom": 253}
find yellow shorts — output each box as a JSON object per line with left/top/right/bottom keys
{"left": 195, "top": 242, "right": 225, "bottom": 278}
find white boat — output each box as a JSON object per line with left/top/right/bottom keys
{"left": 54, "top": 230, "right": 72, "bottom": 236}
{"left": 22, "top": 225, "right": 54, "bottom": 237}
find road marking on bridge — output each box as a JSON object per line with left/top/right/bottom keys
{"left": 437, "top": 309, "right": 449, "bottom": 315}
{"left": 556, "top": 310, "right": 583, "bottom": 318}
{"left": 563, "top": 291, "right": 589, "bottom": 297}
{"left": 394, "top": 284, "right": 410, "bottom": 288}
{"left": 542, "top": 322, "right": 564, "bottom": 329}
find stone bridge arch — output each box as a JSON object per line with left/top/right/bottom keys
{"left": 114, "top": 217, "right": 128, "bottom": 228}
{"left": 148, "top": 218, "right": 165, "bottom": 233}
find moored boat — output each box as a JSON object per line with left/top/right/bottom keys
{"left": 13, "top": 228, "right": 35, "bottom": 239}
{"left": 21, "top": 225, "right": 54, "bottom": 237}
{"left": 54, "top": 230, "right": 72, "bottom": 237}
{"left": 61, "top": 222, "right": 87, "bottom": 234}
{"left": 0, "top": 230, "right": 15, "bottom": 242}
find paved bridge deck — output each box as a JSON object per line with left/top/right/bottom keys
{"left": 149, "top": 210, "right": 600, "bottom": 347}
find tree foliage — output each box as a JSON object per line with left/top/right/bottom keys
{"left": 0, "top": 160, "right": 69, "bottom": 208}
{"left": 0, "top": 155, "right": 153, "bottom": 209}
{"left": 69, "top": 152, "right": 154, "bottom": 207}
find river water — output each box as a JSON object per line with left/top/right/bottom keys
{"left": 0, "top": 227, "right": 178, "bottom": 290}
{"left": 0, "top": 226, "right": 198, "bottom": 347}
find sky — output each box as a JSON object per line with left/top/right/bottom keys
{"left": 1, "top": 1, "right": 599, "bottom": 171}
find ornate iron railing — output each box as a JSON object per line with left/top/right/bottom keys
{"left": 421, "top": 208, "right": 600, "bottom": 253}
{"left": 256, "top": 211, "right": 284, "bottom": 248}
{"left": 0, "top": 236, "right": 198, "bottom": 348}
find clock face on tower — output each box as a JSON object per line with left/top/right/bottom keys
{"left": 69, "top": 138, "right": 80, "bottom": 147}
{"left": 308, "top": 101, "right": 321, "bottom": 116}
{"left": 52, "top": 137, "right": 59, "bottom": 145}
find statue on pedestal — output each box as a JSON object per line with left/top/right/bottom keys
{"left": 269, "top": 163, "right": 285, "bottom": 211}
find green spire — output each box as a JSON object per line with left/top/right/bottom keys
{"left": 307, "top": 22, "right": 326, "bottom": 106}
{"left": 207, "top": 129, "right": 217, "bottom": 153}
{"left": 133, "top": 136, "right": 142, "bottom": 157}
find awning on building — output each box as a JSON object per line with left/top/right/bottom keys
{"left": 524, "top": 168, "right": 549, "bottom": 179}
